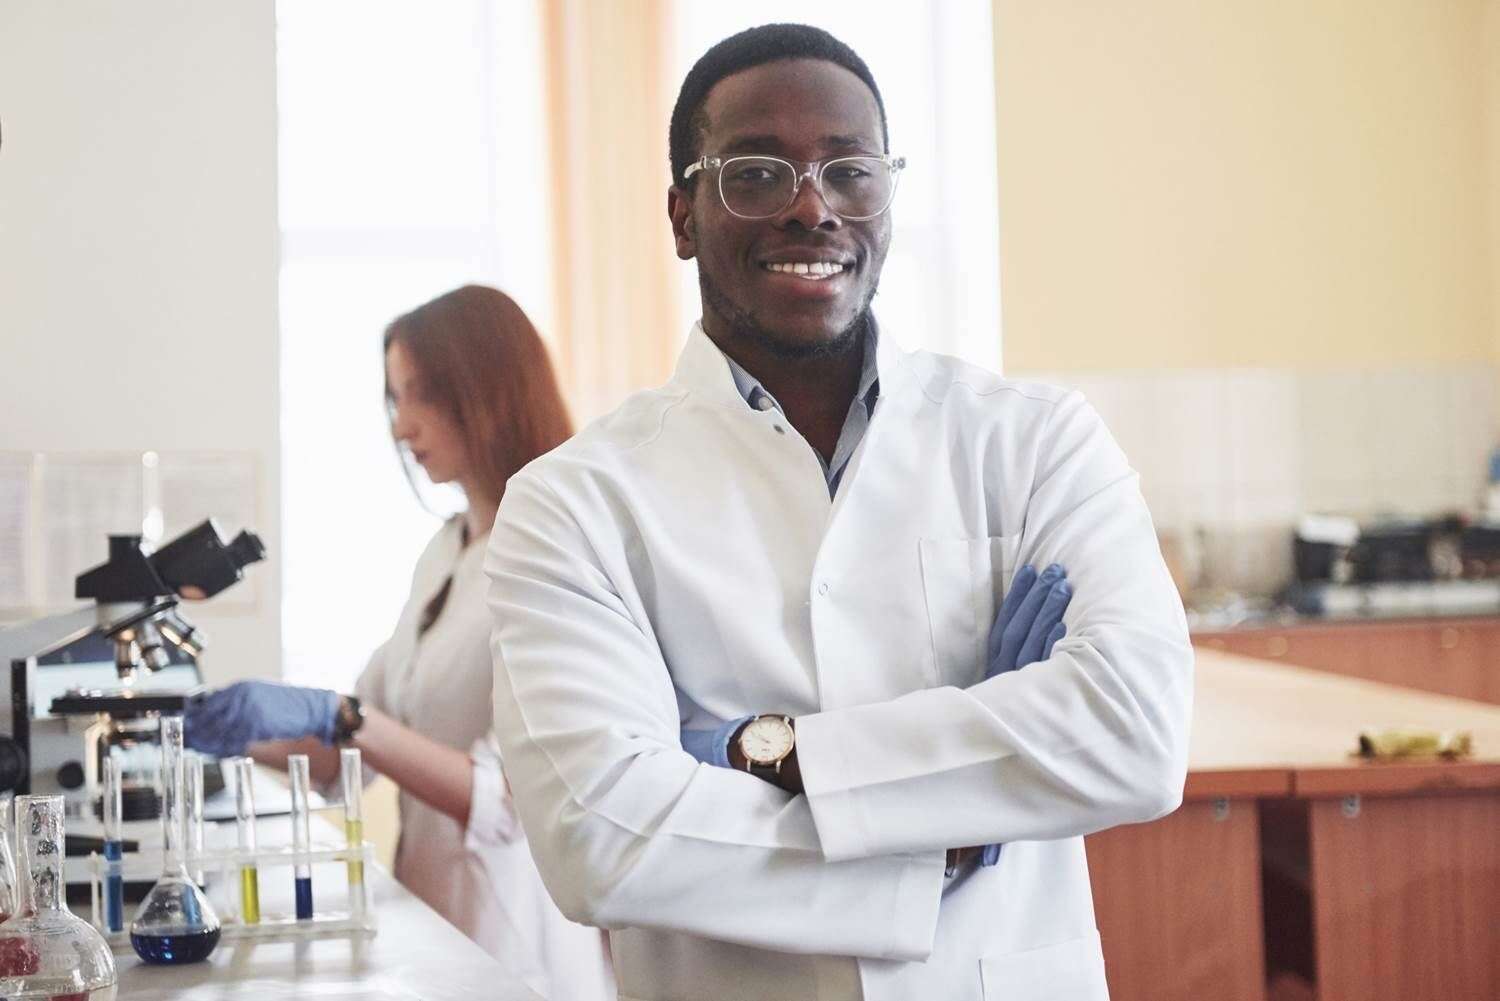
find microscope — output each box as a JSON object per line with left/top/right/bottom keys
{"left": 0, "top": 520, "right": 264, "bottom": 821}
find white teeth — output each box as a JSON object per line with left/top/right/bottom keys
{"left": 764, "top": 261, "right": 846, "bottom": 278}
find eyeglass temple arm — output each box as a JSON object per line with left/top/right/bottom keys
{"left": 683, "top": 156, "right": 720, "bottom": 180}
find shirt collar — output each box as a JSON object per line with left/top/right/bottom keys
{"left": 686, "top": 320, "right": 884, "bottom": 416}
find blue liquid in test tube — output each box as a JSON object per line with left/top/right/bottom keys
{"left": 102, "top": 756, "right": 125, "bottom": 933}
{"left": 288, "top": 754, "right": 314, "bottom": 920}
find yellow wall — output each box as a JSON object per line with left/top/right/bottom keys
{"left": 993, "top": 0, "right": 1497, "bottom": 373}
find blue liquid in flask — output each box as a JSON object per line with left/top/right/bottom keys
{"left": 131, "top": 926, "right": 222, "bottom": 964}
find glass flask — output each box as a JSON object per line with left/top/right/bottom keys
{"left": 0, "top": 792, "right": 18, "bottom": 922}
{"left": 129, "top": 716, "right": 221, "bottom": 963}
{"left": 0, "top": 794, "right": 118, "bottom": 999}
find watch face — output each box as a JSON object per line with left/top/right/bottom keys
{"left": 741, "top": 717, "right": 794, "bottom": 765}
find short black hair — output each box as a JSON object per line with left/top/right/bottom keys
{"left": 668, "top": 23, "right": 889, "bottom": 188}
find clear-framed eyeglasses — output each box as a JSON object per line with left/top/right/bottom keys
{"left": 684, "top": 153, "right": 907, "bottom": 221}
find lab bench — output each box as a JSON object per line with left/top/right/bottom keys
{"left": 1086, "top": 650, "right": 1500, "bottom": 1001}
{"left": 1192, "top": 614, "right": 1500, "bottom": 705}
{"left": 108, "top": 811, "right": 541, "bottom": 1001}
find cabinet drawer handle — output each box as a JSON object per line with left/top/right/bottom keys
{"left": 1439, "top": 628, "right": 1460, "bottom": 651}
{"left": 1266, "top": 636, "right": 1289, "bottom": 657}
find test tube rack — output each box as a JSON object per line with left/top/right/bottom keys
{"left": 86, "top": 839, "right": 378, "bottom": 948}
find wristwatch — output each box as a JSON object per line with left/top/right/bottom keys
{"left": 333, "top": 694, "right": 367, "bottom": 746}
{"left": 737, "top": 714, "right": 795, "bottom": 780}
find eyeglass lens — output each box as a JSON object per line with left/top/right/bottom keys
{"left": 719, "top": 157, "right": 896, "bottom": 220}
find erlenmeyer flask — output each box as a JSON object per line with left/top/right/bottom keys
{"left": 129, "top": 716, "right": 221, "bottom": 963}
{"left": 0, "top": 794, "right": 118, "bottom": 999}
{"left": 0, "top": 792, "right": 19, "bottom": 922}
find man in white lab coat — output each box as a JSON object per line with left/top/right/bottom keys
{"left": 486, "top": 22, "right": 1194, "bottom": 1001}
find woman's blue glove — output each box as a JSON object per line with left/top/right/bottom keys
{"left": 980, "top": 562, "right": 1073, "bottom": 865}
{"left": 184, "top": 680, "right": 340, "bottom": 758}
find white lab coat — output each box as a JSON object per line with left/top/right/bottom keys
{"left": 355, "top": 517, "right": 613, "bottom": 1000}
{"left": 486, "top": 324, "right": 1194, "bottom": 1001}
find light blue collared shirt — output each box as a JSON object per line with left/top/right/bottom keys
{"left": 721, "top": 325, "right": 882, "bottom": 498}
{"left": 680, "top": 323, "right": 882, "bottom": 769}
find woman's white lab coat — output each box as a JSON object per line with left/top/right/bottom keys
{"left": 354, "top": 517, "right": 612, "bottom": 1000}
{"left": 485, "top": 325, "right": 1194, "bottom": 1001}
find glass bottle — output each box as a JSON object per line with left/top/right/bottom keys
{"left": 129, "top": 716, "right": 221, "bottom": 963}
{"left": 0, "top": 792, "right": 18, "bottom": 923}
{"left": 0, "top": 794, "right": 118, "bottom": 999}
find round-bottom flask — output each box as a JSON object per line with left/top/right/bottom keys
{"left": 129, "top": 716, "right": 220, "bottom": 964}
{"left": 0, "top": 794, "right": 118, "bottom": 999}
{"left": 0, "top": 792, "right": 18, "bottom": 921}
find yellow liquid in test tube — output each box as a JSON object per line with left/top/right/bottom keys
{"left": 345, "top": 819, "right": 364, "bottom": 885}
{"left": 239, "top": 866, "right": 261, "bottom": 924}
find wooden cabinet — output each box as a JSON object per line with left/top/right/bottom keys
{"left": 1193, "top": 617, "right": 1500, "bottom": 704}
{"left": 1088, "top": 798, "right": 1269, "bottom": 1001}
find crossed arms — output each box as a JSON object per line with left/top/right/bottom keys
{"left": 485, "top": 392, "right": 1193, "bottom": 959}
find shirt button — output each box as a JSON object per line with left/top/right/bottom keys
{"left": 755, "top": 396, "right": 775, "bottom": 411}
{"left": 817, "top": 581, "right": 830, "bottom": 596}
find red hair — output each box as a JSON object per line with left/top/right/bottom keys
{"left": 384, "top": 285, "right": 572, "bottom": 504}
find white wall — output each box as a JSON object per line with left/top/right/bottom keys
{"left": 0, "top": 2, "right": 281, "bottom": 683}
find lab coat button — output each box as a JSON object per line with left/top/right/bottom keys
{"left": 817, "top": 581, "right": 830, "bottom": 596}
{"left": 773, "top": 425, "right": 786, "bottom": 435}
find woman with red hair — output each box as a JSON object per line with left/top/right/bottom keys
{"left": 186, "top": 285, "right": 613, "bottom": 1000}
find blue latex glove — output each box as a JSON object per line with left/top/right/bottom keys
{"left": 979, "top": 562, "right": 1073, "bottom": 865}
{"left": 184, "top": 680, "right": 339, "bottom": 758}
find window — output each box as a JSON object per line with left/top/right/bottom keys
{"left": 277, "top": 0, "right": 550, "bottom": 689}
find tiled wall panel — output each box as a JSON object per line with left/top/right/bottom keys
{"left": 1014, "top": 365, "right": 1498, "bottom": 595}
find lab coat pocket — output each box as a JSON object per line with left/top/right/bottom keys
{"left": 980, "top": 929, "right": 1110, "bottom": 1000}
{"left": 918, "top": 535, "right": 1022, "bottom": 688}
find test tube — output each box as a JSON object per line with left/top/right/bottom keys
{"left": 102, "top": 756, "right": 125, "bottom": 933}
{"left": 288, "top": 754, "right": 313, "bottom": 919}
{"left": 232, "top": 757, "right": 260, "bottom": 925}
{"left": 185, "top": 755, "right": 206, "bottom": 886}
{"left": 339, "top": 748, "right": 366, "bottom": 918}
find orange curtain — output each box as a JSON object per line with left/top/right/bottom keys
{"left": 540, "top": 0, "right": 682, "bottom": 424}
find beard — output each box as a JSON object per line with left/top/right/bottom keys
{"left": 698, "top": 264, "right": 876, "bottom": 361}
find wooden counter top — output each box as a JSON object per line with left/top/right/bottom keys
{"left": 1189, "top": 649, "right": 1500, "bottom": 798}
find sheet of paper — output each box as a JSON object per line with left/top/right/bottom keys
{"left": 38, "top": 453, "right": 147, "bottom": 608}
{"left": 0, "top": 453, "right": 34, "bottom": 610}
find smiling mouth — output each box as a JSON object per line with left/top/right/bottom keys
{"left": 761, "top": 260, "right": 849, "bottom": 281}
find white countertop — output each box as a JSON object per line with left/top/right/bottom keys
{"left": 108, "top": 812, "right": 543, "bottom": 1000}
